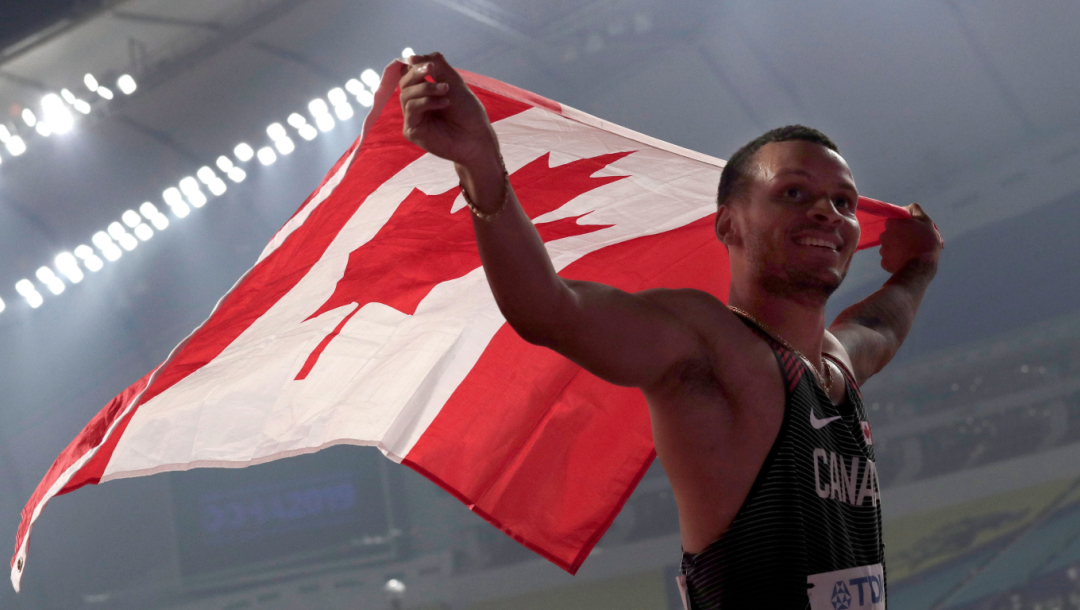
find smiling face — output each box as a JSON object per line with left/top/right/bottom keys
{"left": 717, "top": 140, "right": 861, "bottom": 304}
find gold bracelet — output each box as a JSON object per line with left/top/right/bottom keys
{"left": 460, "top": 159, "right": 509, "bottom": 222}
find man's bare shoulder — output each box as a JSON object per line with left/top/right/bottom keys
{"left": 634, "top": 288, "right": 778, "bottom": 393}
{"left": 635, "top": 287, "right": 731, "bottom": 325}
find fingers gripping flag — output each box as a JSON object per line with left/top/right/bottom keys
{"left": 11, "top": 62, "right": 908, "bottom": 591}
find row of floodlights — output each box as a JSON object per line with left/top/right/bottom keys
{"left": 4, "top": 49, "right": 415, "bottom": 314}
{"left": 0, "top": 72, "right": 139, "bottom": 167}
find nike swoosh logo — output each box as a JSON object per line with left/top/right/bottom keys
{"left": 809, "top": 409, "right": 842, "bottom": 429}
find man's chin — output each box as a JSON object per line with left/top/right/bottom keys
{"left": 763, "top": 269, "right": 844, "bottom": 304}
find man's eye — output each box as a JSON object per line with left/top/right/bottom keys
{"left": 834, "top": 197, "right": 850, "bottom": 208}
{"left": 785, "top": 187, "right": 801, "bottom": 198}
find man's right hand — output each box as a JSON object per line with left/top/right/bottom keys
{"left": 399, "top": 53, "right": 501, "bottom": 174}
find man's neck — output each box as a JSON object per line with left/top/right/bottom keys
{"left": 728, "top": 285, "right": 828, "bottom": 362}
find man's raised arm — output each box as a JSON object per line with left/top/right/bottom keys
{"left": 399, "top": 53, "right": 706, "bottom": 390}
{"left": 829, "top": 203, "right": 943, "bottom": 385}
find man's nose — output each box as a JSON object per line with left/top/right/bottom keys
{"left": 809, "top": 197, "right": 842, "bottom": 224}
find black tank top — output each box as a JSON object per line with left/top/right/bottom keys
{"left": 679, "top": 315, "right": 886, "bottom": 610}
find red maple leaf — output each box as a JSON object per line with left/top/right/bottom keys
{"left": 295, "top": 150, "right": 635, "bottom": 380}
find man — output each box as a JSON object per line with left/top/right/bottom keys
{"left": 399, "top": 52, "right": 942, "bottom": 609}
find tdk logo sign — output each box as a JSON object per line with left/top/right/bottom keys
{"left": 808, "top": 564, "right": 885, "bottom": 610}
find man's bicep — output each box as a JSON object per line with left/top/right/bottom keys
{"left": 543, "top": 281, "right": 709, "bottom": 389}
{"left": 828, "top": 320, "right": 897, "bottom": 385}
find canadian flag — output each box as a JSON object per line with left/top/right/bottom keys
{"left": 11, "top": 62, "right": 907, "bottom": 591}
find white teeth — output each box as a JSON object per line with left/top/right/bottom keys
{"left": 796, "top": 237, "right": 838, "bottom": 250}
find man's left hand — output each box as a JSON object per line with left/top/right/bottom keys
{"left": 878, "top": 203, "right": 943, "bottom": 274}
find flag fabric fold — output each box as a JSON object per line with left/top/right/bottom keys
{"left": 12, "top": 60, "right": 907, "bottom": 591}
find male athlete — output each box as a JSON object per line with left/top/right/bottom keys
{"left": 399, "top": 53, "right": 942, "bottom": 609}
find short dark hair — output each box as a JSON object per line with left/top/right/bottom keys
{"left": 717, "top": 125, "right": 839, "bottom": 208}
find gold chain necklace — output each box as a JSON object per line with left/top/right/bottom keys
{"left": 728, "top": 306, "right": 833, "bottom": 394}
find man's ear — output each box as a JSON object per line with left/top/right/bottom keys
{"left": 715, "top": 204, "right": 739, "bottom": 247}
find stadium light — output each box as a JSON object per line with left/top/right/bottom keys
{"left": 41, "top": 93, "right": 74, "bottom": 134}
{"left": 267, "top": 122, "right": 287, "bottom": 141}
{"left": 15, "top": 279, "right": 43, "bottom": 308}
{"left": 5, "top": 135, "right": 26, "bottom": 156}
{"left": 55, "top": 252, "right": 84, "bottom": 284}
{"left": 117, "top": 74, "right": 137, "bottom": 95}
{"left": 74, "top": 245, "right": 103, "bottom": 272}
{"left": 256, "top": 146, "right": 277, "bottom": 165}
{"left": 36, "top": 267, "right": 65, "bottom": 295}
{"left": 0, "top": 296, "right": 5, "bottom": 314}
{"left": 6, "top": 63, "right": 387, "bottom": 313}
{"left": 401, "top": 47, "right": 415, "bottom": 59}
{"left": 216, "top": 155, "right": 234, "bottom": 172}
{"left": 227, "top": 167, "right": 246, "bottom": 183}
{"left": 234, "top": 143, "right": 254, "bottom": 162}
{"left": 360, "top": 69, "right": 380, "bottom": 90}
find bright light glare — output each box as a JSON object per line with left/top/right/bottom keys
{"left": 42, "top": 93, "right": 74, "bottom": 134}
{"left": 60, "top": 89, "right": 76, "bottom": 104}
{"left": 75, "top": 245, "right": 105, "bottom": 272}
{"left": 122, "top": 210, "right": 141, "bottom": 227}
{"left": 308, "top": 98, "right": 329, "bottom": 117}
{"left": 187, "top": 191, "right": 208, "bottom": 208}
{"left": 298, "top": 124, "right": 317, "bottom": 141}
{"left": 266, "top": 122, "right": 286, "bottom": 141}
{"left": 333, "top": 102, "right": 354, "bottom": 120}
{"left": 108, "top": 222, "right": 138, "bottom": 251}
{"left": 196, "top": 166, "right": 216, "bottom": 184}
{"left": 134, "top": 224, "right": 153, "bottom": 241}
{"left": 208, "top": 178, "right": 227, "bottom": 196}
{"left": 55, "top": 252, "right": 84, "bottom": 284}
{"left": 227, "top": 167, "right": 246, "bottom": 183}
{"left": 92, "top": 231, "right": 114, "bottom": 248}
{"left": 356, "top": 90, "right": 374, "bottom": 108}
{"left": 274, "top": 137, "right": 295, "bottom": 155}
{"left": 117, "top": 74, "right": 137, "bottom": 95}
{"left": 84, "top": 73, "right": 99, "bottom": 91}
{"left": 22, "top": 108, "right": 36, "bottom": 127}
{"left": 328, "top": 87, "right": 347, "bottom": 106}
{"left": 163, "top": 187, "right": 184, "bottom": 206}
{"left": 108, "top": 222, "right": 128, "bottom": 241}
{"left": 0, "top": 297, "right": 5, "bottom": 314}
{"left": 315, "top": 114, "right": 335, "bottom": 132}
{"left": 0, "top": 125, "right": 9, "bottom": 141}
{"left": 179, "top": 176, "right": 200, "bottom": 195}
{"left": 216, "top": 155, "right": 234, "bottom": 171}
{"left": 6, "top": 136, "right": 27, "bottom": 156}
{"left": 97, "top": 86, "right": 114, "bottom": 100}
{"left": 345, "top": 79, "right": 363, "bottom": 95}
{"left": 360, "top": 69, "right": 380, "bottom": 90}
{"left": 140, "top": 201, "right": 160, "bottom": 218}
{"left": 35, "top": 122, "right": 52, "bottom": 137}
{"left": 149, "top": 214, "right": 169, "bottom": 230}
{"left": 256, "top": 146, "right": 277, "bottom": 165}
{"left": 171, "top": 200, "right": 190, "bottom": 218}
{"left": 36, "top": 266, "right": 57, "bottom": 282}
{"left": 73, "top": 100, "right": 91, "bottom": 114}
{"left": 234, "top": 143, "right": 254, "bottom": 162}
{"left": 16, "top": 280, "right": 43, "bottom": 308}
{"left": 93, "top": 232, "right": 122, "bottom": 261}
{"left": 37, "top": 267, "right": 64, "bottom": 295}
{"left": 16, "top": 279, "right": 36, "bottom": 296}
{"left": 402, "top": 47, "right": 415, "bottom": 59}
{"left": 287, "top": 113, "right": 307, "bottom": 127}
